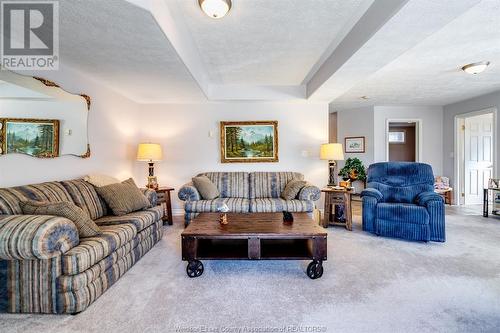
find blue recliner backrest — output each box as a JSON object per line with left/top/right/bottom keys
{"left": 367, "top": 162, "right": 434, "bottom": 203}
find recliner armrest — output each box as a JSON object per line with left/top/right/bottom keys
{"left": 298, "top": 183, "right": 321, "bottom": 201}
{"left": 0, "top": 215, "right": 79, "bottom": 260}
{"left": 361, "top": 188, "right": 383, "bottom": 202}
{"left": 178, "top": 182, "right": 201, "bottom": 201}
{"left": 415, "top": 192, "right": 444, "bottom": 207}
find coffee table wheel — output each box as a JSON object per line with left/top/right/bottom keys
{"left": 186, "top": 260, "right": 204, "bottom": 278}
{"left": 307, "top": 261, "right": 323, "bottom": 279}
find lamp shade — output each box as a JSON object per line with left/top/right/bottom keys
{"left": 320, "top": 143, "right": 344, "bottom": 161}
{"left": 137, "top": 143, "right": 163, "bottom": 162}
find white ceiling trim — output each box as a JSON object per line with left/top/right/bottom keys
{"left": 208, "top": 85, "right": 306, "bottom": 101}
{"left": 306, "top": 0, "right": 410, "bottom": 99}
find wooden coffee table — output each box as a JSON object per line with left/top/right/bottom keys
{"left": 181, "top": 212, "right": 327, "bottom": 279}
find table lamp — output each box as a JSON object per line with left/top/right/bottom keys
{"left": 137, "top": 143, "right": 163, "bottom": 189}
{"left": 320, "top": 143, "right": 344, "bottom": 187}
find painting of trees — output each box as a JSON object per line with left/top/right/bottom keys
{"left": 2, "top": 119, "right": 59, "bottom": 157}
{"left": 221, "top": 121, "right": 278, "bottom": 163}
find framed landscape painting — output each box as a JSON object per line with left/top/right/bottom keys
{"left": 220, "top": 121, "right": 278, "bottom": 163}
{"left": 0, "top": 118, "right": 60, "bottom": 158}
{"left": 345, "top": 136, "right": 365, "bottom": 153}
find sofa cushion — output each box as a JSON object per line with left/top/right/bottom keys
{"left": 185, "top": 198, "right": 250, "bottom": 213}
{"left": 61, "top": 179, "right": 108, "bottom": 220}
{"left": 281, "top": 179, "right": 307, "bottom": 200}
{"left": 94, "top": 206, "right": 163, "bottom": 232}
{"left": 21, "top": 200, "right": 101, "bottom": 238}
{"left": 198, "top": 172, "right": 249, "bottom": 198}
{"left": 95, "top": 178, "right": 151, "bottom": 216}
{"left": 192, "top": 175, "right": 220, "bottom": 200}
{"left": 61, "top": 223, "right": 137, "bottom": 275}
{"left": 250, "top": 198, "right": 314, "bottom": 213}
{"left": 0, "top": 181, "right": 72, "bottom": 215}
{"left": 249, "top": 172, "right": 304, "bottom": 199}
{"left": 376, "top": 203, "right": 429, "bottom": 225}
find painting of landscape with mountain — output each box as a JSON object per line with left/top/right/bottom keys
{"left": 221, "top": 121, "right": 278, "bottom": 163}
{"left": 1, "top": 119, "right": 59, "bottom": 157}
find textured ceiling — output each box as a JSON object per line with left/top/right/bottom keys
{"left": 175, "top": 0, "right": 366, "bottom": 85}
{"left": 331, "top": 0, "right": 500, "bottom": 110}
{"left": 59, "top": 0, "right": 205, "bottom": 102}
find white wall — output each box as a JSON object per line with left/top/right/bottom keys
{"left": 336, "top": 106, "right": 375, "bottom": 171}
{"left": 443, "top": 90, "right": 500, "bottom": 190}
{"left": 373, "top": 106, "right": 444, "bottom": 175}
{"left": 0, "top": 66, "right": 140, "bottom": 187}
{"left": 131, "top": 102, "right": 329, "bottom": 213}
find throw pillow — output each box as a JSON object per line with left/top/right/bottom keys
{"left": 192, "top": 175, "right": 220, "bottom": 200}
{"left": 96, "top": 178, "right": 151, "bottom": 216}
{"left": 21, "top": 200, "right": 101, "bottom": 238}
{"left": 281, "top": 179, "right": 307, "bottom": 200}
{"left": 84, "top": 173, "right": 120, "bottom": 187}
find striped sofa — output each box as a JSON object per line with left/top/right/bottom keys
{"left": 0, "top": 179, "right": 163, "bottom": 314}
{"left": 178, "top": 172, "right": 321, "bottom": 223}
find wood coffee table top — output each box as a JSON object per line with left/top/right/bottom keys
{"left": 182, "top": 212, "right": 326, "bottom": 238}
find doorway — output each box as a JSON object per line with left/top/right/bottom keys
{"left": 456, "top": 111, "right": 496, "bottom": 205}
{"left": 385, "top": 119, "right": 421, "bottom": 162}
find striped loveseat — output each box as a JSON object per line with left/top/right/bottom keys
{"left": 178, "top": 172, "right": 321, "bottom": 223}
{"left": 0, "top": 179, "right": 163, "bottom": 314}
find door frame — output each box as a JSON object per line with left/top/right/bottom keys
{"left": 385, "top": 118, "right": 422, "bottom": 162}
{"left": 454, "top": 107, "right": 498, "bottom": 205}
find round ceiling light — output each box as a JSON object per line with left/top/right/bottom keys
{"left": 199, "top": 0, "right": 232, "bottom": 19}
{"left": 461, "top": 61, "right": 490, "bottom": 74}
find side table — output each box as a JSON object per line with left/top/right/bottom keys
{"left": 155, "top": 187, "right": 175, "bottom": 225}
{"left": 321, "top": 188, "right": 353, "bottom": 230}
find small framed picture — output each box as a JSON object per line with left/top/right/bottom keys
{"left": 147, "top": 176, "right": 158, "bottom": 190}
{"left": 388, "top": 131, "right": 406, "bottom": 144}
{"left": 345, "top": 136, "right": 365, "bottom": 153}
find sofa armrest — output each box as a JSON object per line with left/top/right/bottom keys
{"left": 298, "top": 184, "right": 321, "bottom": 201}
{"left": 178, "top": 182, "right": 201, "bottom": 201}
{"left": 141, "top": 188, "right": 158, "bottom": 206}
{"left": 0, "top": 215, "right": 79, "bottom": 260}
{"left": 415, "top": 191, "right": 444, "bottom": 207}
{"left": 361, "top": 188, "right": 383, "bottom": 202}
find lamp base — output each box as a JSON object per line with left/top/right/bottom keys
{"left": 328, "top": 161, "right": 337, "bottom": 186}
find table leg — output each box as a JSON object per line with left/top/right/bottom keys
{"left": 165, "top": 190, "right": 173, "bottom": 225}
{"left": 323, "top": 193, "right": 331, "bottom": 228}
{"left": 483, "top": 188, "right": 489, "bottom": 217}
{"left": 345, "top": 192, "right": 352, "bottom": 231}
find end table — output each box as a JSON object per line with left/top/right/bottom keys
{"left": 321, "top": 187, "right": 353, "bottom": 230}
{"left": 155, "top": 187, "right": 175, "bottom": 225}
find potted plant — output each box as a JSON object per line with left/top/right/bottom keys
{"left": 338, "top": 157, "right": 366, "bottom": 182}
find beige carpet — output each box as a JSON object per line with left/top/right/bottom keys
{"left": 1, "top": 205, "right": 500, "bottom": 333}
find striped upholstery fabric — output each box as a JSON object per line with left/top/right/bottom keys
{"left": 94, "top": 206, "right": 163, "bottom": 232}
{"left": 362, "top": 196, "right": 378, "bottom": 233}
{"left": 0, "top": 215, "right": 79, "bottom": 260}
{"left": 185, "top": 198, "right": 250, "bottom": 213}
{"left": 57, "top": 221, "right": 161, "bottom": 292}
{"left": 198, "top": 172, "right": 249, "bottom": 198}
{"left": 249, "top": 172, "right": 304, "bottom": 199}
{"left": 297, "top": 185, "right": 321, "bottom": 201}
{"left": 178, "top": 183, "right": 201, "bottom": 201}
{"left": 375, "top": 219, "right": 430, "bottom": 241}
{"left": 95, "top": 178, "right": 151, "bottom": 216}
{"left": 0, "top": 181, "right": 73, "bottom": 215}
{"left": 141, "top": 188, "right": 158, "bottom": 206}
{"left": 57, "top": 226, "right": 162, "bottom": 314}
{"left": 250, "top": 198, "right": 314, "bottom": 213}
{"left": 61, "top": 179, "right": 108, "bottom": 220}
{"left": 1, "top": 257, "right": 61, "bottom": 313}
{"left": 61, "top": 224, "right": 137, "bottom": 275}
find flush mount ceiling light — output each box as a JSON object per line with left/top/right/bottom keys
{"left": 461, "top": 61, "right": 490, "bottom": 74}
{"left": 199, "top": 0, "right": 232, "bottom": 19}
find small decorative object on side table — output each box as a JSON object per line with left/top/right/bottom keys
{"left": 155, "top": 187, "right": 175, "bottom": 225}
{"left": 322, "top": 187, "right": 353, "bottom": 230}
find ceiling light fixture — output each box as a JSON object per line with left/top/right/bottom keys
{"left": 199, "top": 0, "right": 232, "bottom": 19}
{"left": 461, "top": 61, "right": 490, "bottom": 74}
{"left": 360, "top": 96, "right": 369, "bottom": 100}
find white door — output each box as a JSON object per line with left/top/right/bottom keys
{"left": 464, "top": 114, "right": 494, "bottom": 204}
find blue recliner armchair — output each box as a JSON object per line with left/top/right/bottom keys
{"left": 360, "top": 162, "right": 445, "bottom": 242}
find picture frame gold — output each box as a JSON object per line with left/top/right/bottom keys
{"left": 0, "top": 118, "right": 60, "bottom": 158}
{"left": 220, "top": 121, "right": 279, "bottom": 163}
